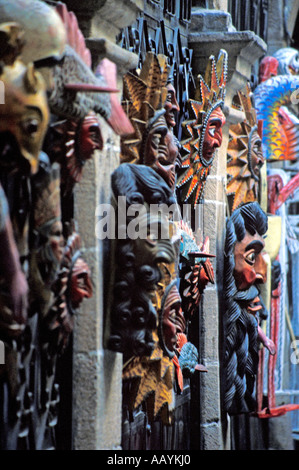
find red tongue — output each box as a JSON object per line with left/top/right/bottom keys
{"left": 247, "top": 296, "right": 262, "bottom": 313}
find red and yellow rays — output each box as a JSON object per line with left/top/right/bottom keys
{"left": 177, "top": 100, "right": 209, "bottom": 205}
{"left": 226, "top": 85, "right": 262, "bottom": 212}
{"left": 176, "top": 50, "right": 228, "bottom": 208}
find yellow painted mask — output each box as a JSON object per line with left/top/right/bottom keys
{"left": 0, "top": 28, "right": 49, "bottom": 174}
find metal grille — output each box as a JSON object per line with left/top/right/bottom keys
{"left": 227, "top": 0, "right": 269, "bottom": 42}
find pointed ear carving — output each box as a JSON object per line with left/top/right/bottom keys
{"left": 24, "top": 63, "right": 42, "bottom": 94}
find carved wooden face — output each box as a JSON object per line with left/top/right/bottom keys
{"left": 258, "top": 56, "right": 279, "bottom": 82}
{"left": 70, "top": 257, "right": 92, "bottom": 309}
{"left": 233, "top": 231, "right": 267, "bottom": 291}
{"left": 161, "top": 285, "right": 182, "bottom": 355}
{"left": 133, "top": 215, "right": 175, "bottom": 268}
{"left": 249, "top": 130, "right": 264, "bottom": 180}
{"left": 143, "top": 114, "right": 177, "bottom": 189}
{"left": 0, "top": 62, "right": 49, "bottom": 174}
{"left": 202, "top": 106, "right": 226, "bottom": 163}
{"left": 49, "top": 220, "right": 64, "bottom": 263}
{"left": 77, "top": 112, "right": 103, "bottom": 161}
{"left": 164, "top": 83, "right": 180, "bottom": 129}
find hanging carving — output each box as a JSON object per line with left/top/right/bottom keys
{"left": 258, "top": 56, "right": 279, "bottom": 83}
{"left": 0, "top": 21, "right": 61, "bottom": 449}
{"left": 107, "top": 163, "right": 176, "bottom": 360}
{"left": 122, "top": 332, "right": 175, "bottom": 424}
{"left": 223, "top": 202, "right": 275, "bottom": 415}
{"left": 46, "top": 2, "right": 133, "bottom": 137}
{"left": 178, "top": 221, "right": 215, "bottom": 319}
{"left": 44, "top": 111, "right": 104, "bottom": 196}
{"left": 254, "top": 73, "right": 299, "bottom": 162}
{"left": 176, "top": 49, "right": 227, "bottom": 208}
{"left": 272, "top": 47, "right": 299, "bottom": 76}
{"left": 120, "top": 52, "right": 179, "bottom": 189}
{"left": 0, "top": 2, "right": 101, "bottom": 448}
{"left": 227, "top": 84, "right": 265, "bottom": 212}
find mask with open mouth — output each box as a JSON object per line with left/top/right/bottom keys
{"left": 223, "top": 202, "right": 270, "bottom": 415}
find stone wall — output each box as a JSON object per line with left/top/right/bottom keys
{"left": 67, "top": 0, "right": 287, "bottom": 450}
{"left": 64, "top": 0, "right": 141, "bottom": 450}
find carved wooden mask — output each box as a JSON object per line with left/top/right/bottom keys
{"left": 227, "top": 84, "right": 265, "bottom": 212}
{"left": 176, "top": 49, "right": 227, "bottom": 208}
{"left": 223, "top": 202, "right": 268, "bottom": 415}
{"left": 120, "top": 52, "right": 181, "bottom": 189}
{"left": 0, "top": 24, "right": 49, "bottom": 174}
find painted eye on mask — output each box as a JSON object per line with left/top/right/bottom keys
{"left": 245, "top": 251, "right": 256, "bottom": 265}
{"left": 209, "top": 126, "right": 216, "bottom": 137}
{"left": 21, "top": 117, "right": 40, "bottom": 136}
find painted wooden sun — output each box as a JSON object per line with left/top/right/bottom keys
{"left": 227, "top": 84, "right": 264, "bottom": 213}
{"left": 176, "top": 49, "right": 228, "bottom": 208}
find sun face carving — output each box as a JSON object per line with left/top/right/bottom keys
{"left": 227, "top": 84, "right": 265, "bottom": 213}
{"left": 176, "top": 49, "right": 227, "bottom": 208}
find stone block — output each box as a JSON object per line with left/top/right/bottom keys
{"left": 199, "top": 361, "right": 221, "bottom": 421}
{"left": 200, "top": 421, "right": 223, "bottom": 450}
{"left": 201, "top": 287, "right": 220, "bottom": 361}
{"left": 190, "top": 8, "right": 234, "bottom": 33}
{"left": 72, "top": 349, "right": 123, "bottom": 450}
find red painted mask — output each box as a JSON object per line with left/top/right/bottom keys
{"left": 258, "top": 56, "right": 279, "bottom": 83}
{"left": 202, "top": 107, "right": 226, "bottom": 162}
{"left": 233, "top": 231, "right": 267, "bottom": 290}
{"left": 78, "top": 112, "right": 103, "bottom": 161}
{"left": 49, "top": 220, "right": 64, "bottom": 263}
{"left": 70, "top": 257, "right": 93, "bottom": 309}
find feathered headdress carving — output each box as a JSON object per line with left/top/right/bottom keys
{"left": 227, "top": 84, "right": 264, "bottom": 212}
{"left": 121, "top": 52, "right": 170, "bottom": 163}
{"left": 176, "top": 49, "right": 227, "bottom": 207}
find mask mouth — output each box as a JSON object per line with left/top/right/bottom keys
{"left": 247, "top": 296, "right": 263, "bottom": 315}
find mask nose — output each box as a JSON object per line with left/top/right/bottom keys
{"left": 255, "top": 253, "right": 267, "bottom": 284}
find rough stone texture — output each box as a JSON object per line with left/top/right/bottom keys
{"left": 64, "top": 0, "right": 143, "bottom": 40}
{"left": 200, "top": 422, "right": 223, "bottom": 450}
{"left": 72, "top": 350, "right": 123, "bottom": 450}
{"left": 267, "top": 0, "right": 299, "bottom": 57}
{"left": 72, "top": 113, "right": 123, "bottom": 449}
{"left": 190, "top": 8, "right": 235, "bottom": 32}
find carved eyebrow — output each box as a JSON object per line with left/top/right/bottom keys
{"left": 208, "top": 117, "right": 223, "bottom": 125}
{"left": 245, "top": 239, "right": 264, "bottom": 252}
